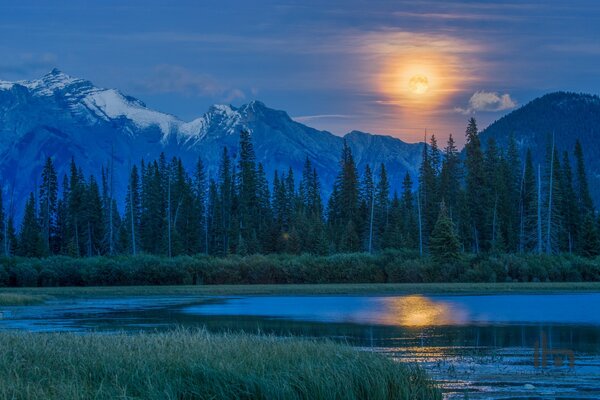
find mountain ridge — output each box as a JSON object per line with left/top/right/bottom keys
{"left": 0, "top": 70, "right": 424, "bottom": 219}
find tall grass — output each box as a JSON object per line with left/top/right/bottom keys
{"left": 0, "top": 330, "right": 440, "bottom": 400}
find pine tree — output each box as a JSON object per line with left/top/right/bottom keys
{"left": 382, "top": 192, "right": 403, "bottom": 249}
{"left": 439, "top": 134, "right": 461, "bottom": 216}
{"left": 236, "top": 130, "right": 260, "bottom": 253}
{"left": 544, "top": 138, "right": 563, "bottom": 254}
{"left": 520, "top": 150, "right": 538, "bottom": 252}
{"left": 373, "top": 163, "right": 390, "bottom": 251}
{"left": 140, "top": 161, "right": 165, "bottom": 254}
{"left": 560, "top": 151, "right": 578, "bottom": 253}
{"left": 400, "top": 172, "right": 417, "bottom": 248}
{"left": 484, "top": 138, "right": 504, "bottom": 251}
{"left": 429, "top": 201, "right": 461, "bottom": 264}
{"left": 0, "top": 188, "right": 4, "bottom": 256}
{"left": 580, "top": 213, "right": 600, "bottom": 258}
{"left": 38, "top": 157, "right": 58, "bottom": 255}
{"left": 18, "top": 193, "right": 43, "bottom": 257}
{"left": 256, "top": 163, "right": 273, "bottom": 252}
{"left": 84, "top": 175, "right": 104, "bottom": 256}
{"left": 574, "top": 140, "right": 594, "bottom": 215}
{"left": 66, "top": 159, "right": 85, "bottom": 256}
{"left": 328, "top": 141, "right": 360, "bottom": 252}
{"left": 122, "top": 165, "right": 141, "bottom": 255}
{"left": 193, "top": 158, "right": 207, "bottom": 253}
{"left": 360, "top": 164, "right": 374, "bottom": 251}
{"left": 419, "top": 135, "right": 440, "bottom": 249}
{"left": 464, "top": 118, "right": 486, "bottom": 253}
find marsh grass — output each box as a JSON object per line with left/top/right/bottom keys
{"left": 0, "top": 293, "right": 50, "bottom": 306}
{"left": 0, "top": 330, "right": 440, "bottom": 400}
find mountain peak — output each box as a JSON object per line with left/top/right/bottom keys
{"left": 47, "top": 67, "right": 65, "bottom": 76}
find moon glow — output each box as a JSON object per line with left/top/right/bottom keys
{"left": 408, "top": 75, "right": 429, "bottom": 95}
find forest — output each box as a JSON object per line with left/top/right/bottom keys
{"left": 1, "top": 118, "right": 599, "bottom": 286}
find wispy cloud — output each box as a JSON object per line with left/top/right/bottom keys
{"left": 0, "top": 52, "right": 58, "bottom": 78}
{"left": 455, "top": 91, "right": 517, "bottom": 114}
{"left": 293, "top": 114, "right": 354, "bottom": 123}
{"left": 135, "top": 64, "right": 245, "bottom": 101}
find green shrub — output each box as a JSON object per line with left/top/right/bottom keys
{"left": 1, "top": 251, "right": 599, "bottom": 287}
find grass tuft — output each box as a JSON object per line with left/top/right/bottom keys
{"left": 0, "top": 330, "right": 441, "bottom": 400}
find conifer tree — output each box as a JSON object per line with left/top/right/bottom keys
{"left": 373, "top": 163, "right": 390, "bottom": 251}
{"left": 18, "top": 193, "right": 43, "bottom": 257}
{"left": 0, "top": 188, "right": 4, "bottom": 256}
{"left": 122, "top": 165, "right": 141, "bottom": 255}
{"left": 574, "top": 140, "right": 594, "bottom": 215}
{"left": 400, "top": 172, "right": 417, "bottom": 248}
{"left": 328, "top": 141, "right": 360, "bottom": 252}
{"left": 439, "top": 134, "right": 461, "bottom": 216}
{"left": 38, "top": 157, "right": 58, "bottom": 255}
{"left": 193, "top": 158, "right": 207, "bottom": 253}
{"left": 429, "top": 201, "right": 461, "bottom": 264}
{"left": 236, "top": 130, "right": 260, "bottom": 253}
{"left": 520, "top": 150, "right": 538, "bottom": 252}
{"left": 580, "top": 213, "right": 600, "bottom": 258}
{"left": 84, "top": 175, "right": 104, "bottom": 256}
{"left": 560, "top": 151, "right": 578, "bottom": 253}
{"left": 464, "top": 118, "right": 486, "bottom": 253}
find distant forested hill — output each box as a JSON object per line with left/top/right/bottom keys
{"left": 480, "top": 92, "right": 600, "bottom": 204}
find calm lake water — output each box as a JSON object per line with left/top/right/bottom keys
{"left": 1, "top": 293, "right": 600, "bottom": 399}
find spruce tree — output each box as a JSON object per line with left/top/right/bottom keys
{"left": 18, "top": 193, "right": 43, "bottom": 257}
{"left": 580, "top": 213, "right": 600, "bottom": 258}
{"left": 464, "top": 118, "right": 486, "bottom": 253}
{"left": 373, "top": 163, "right": 390, "bottom": 251}
{"left": 38, "top": 157, "right": 58, "bottom": 255}
{"left": 328, "top": 141, "right": 360, "bottom": 252}
{"left": 574, "top": 140, "right": 594, "bottom": 215}
{"left": 193, "top": 158, "right": 207, "bottom": 253}
{"left": 400, "top": 172, "right": 417, "bottom": 248}
{"left": 236, "top": 130, "right": 260, "bottom": 253}
{"left": 429, "top": 201, "right": 461, "bottom": 264}
{"left": 0, "top": 188, "right": 4, "bottom": 256}
{"left": 521, "top": 150, "right": 538, "bottom": 252}
{"left": 122, "top": 165, "right": 141, "bottom": 255}
{"left": 439, "top": 134, "right": 461, "bottom": 216}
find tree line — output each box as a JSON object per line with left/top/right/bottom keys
{"left": 2, "top": 119, "right": 599, "bottom": 260}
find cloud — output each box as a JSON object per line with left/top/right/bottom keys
{"left": 455, "top": 91, "right": 517, "bottom": 114}
{"left": 293, "top": 114, "right": 354, "bottom": 123}
{"left": 0, "top": 52, "right": 58, "bottom": 77}
{"left": 136, "top": 64, "right": 245, "bottom": 101}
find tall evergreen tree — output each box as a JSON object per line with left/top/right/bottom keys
{"left": 373, "top": 163, "right": 390, "bottom": 251}
{"left": 328, "top": 140, "right": 360, "bottom": 252}
{"left": 18, "top": 193, "right": 43, "bottom": 257}
{"left": 464, "top": 118, "right": 486, "bottom": 253}
{"left": 574, "top": 140, "right": 594, "bottom": 215}
{"left": 429, "top": 201, "right": 461, "bottom": 264}
{"left": 122, "top": 165, "right": 141, "bottom": 255}
{"left": 38, "top": 157, "right": 58, "bottom": 255}
{"left": 236, "top": 130, "right": 260, "bottom": 253}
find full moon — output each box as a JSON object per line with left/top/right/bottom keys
{"left": 408, "top": 74, "right": 429, "bottom": 94}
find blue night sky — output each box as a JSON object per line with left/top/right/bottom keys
{"left": 1, "top": 0, "right": 599, "bottom": 145}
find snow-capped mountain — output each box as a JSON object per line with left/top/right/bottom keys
{"left": 0, "top": 69, "right": 423, "bottom": 219}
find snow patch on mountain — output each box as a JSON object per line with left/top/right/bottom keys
{"left": 83, "top": 89, "right": 178, "bottom": 137}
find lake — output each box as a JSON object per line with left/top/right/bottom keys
{"left": 1, "top": 292, "right": 599, "bottom": 399}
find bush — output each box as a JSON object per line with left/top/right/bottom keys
{"left": 1, "top": 251, "right": 599, "bottom": 287}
